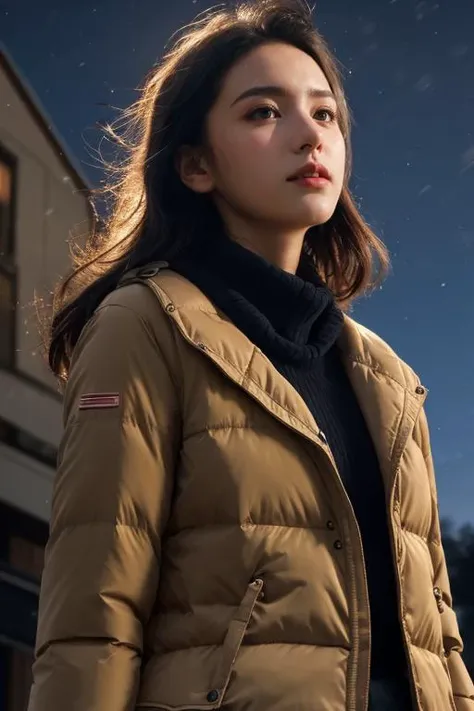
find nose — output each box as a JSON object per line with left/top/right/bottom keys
{"left": 294, "top": 114, "right": 323, "bottom": 154}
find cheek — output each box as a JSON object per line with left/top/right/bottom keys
{"left": 212, "top": 123, "right": 270, "bottom": 171}
{"left": 332, "top": 133, "right": 347, "bottom": 187}
{"left": 213, "top": 130, "right": 269, "bottom": 181}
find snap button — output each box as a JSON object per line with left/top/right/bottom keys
{"left": 165, "top": 303, "right": 175, "bottom": 313}
{"left": 433, "top": 586, "right": 445, "bottom": 612}
{"left": 334, "top": 539, "right": 343, "bottom": 550}
{"left": 326, "top": 520, "right": 335, "bottom": 531}
{"left": 318, "top": 431, "right": 327, "bottom": 445}
{"left": 197, "top": 342, "right": 207, "bottom": 350}
{"left": 207, "top": 689, "right": 219, "bottom": 703}
{"left": 415, "top": 386, "right": 425, "bottom": 395}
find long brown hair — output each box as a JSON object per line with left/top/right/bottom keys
{"left": 48, "top": 0, "right": 389, "bottom": 383}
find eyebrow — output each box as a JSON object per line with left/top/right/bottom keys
{"left": 231, "top": 85, "right": 336, "bottom": 106}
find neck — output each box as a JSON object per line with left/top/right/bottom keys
{"left": 216, "top": 201, "right": 307, "bottom": 274}
{"left": 232, "top": 232, "right": 304, "bottom": 274}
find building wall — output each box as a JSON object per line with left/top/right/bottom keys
{"left": 0, "top": 60, "right": 90, "bottom": 388}
{"left": 0, "top": 58, "right": 91, "bottom": 523}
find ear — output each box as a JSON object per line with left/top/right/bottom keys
{"left": 176, "top": 146, "right": 215, "bottom": 194}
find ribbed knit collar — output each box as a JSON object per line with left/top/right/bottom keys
{"left": 171, "top": 234, "right": 344, "bottom": 366}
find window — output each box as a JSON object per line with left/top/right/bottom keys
{"left": 0, "top": 144, "right": 16, "bottom": 370}
{"left": 0, "top": 146, "right": 15, "bottom": 260}
{"left": 0, "top": 502, "right": 48, "bottom": 711}
{"left": 0, "top": 264, "right": 16, "bottom": 369}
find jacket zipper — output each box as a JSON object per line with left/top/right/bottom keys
{"left": 310, "top": 443, "right": 371, "bottom": 711}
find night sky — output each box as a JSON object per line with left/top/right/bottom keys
{"left": 2, "top": 0, "right": 473, "bottom": 524}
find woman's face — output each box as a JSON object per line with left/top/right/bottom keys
{"left": 180, "top": 42, "right": 346, "bottom": 240}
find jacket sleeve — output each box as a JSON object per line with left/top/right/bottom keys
{"left": 419, "top": 408, "right": 474, "bottom": 710}
{"left": 28, "top": 297, "right": 180, "bottom": 711}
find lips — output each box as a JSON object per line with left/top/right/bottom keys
{"left": 287, "top": 162, "right": 331, "bottom": 181}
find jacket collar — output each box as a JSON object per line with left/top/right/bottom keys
{"left": 143, "top": 268, "right": 427, "bottom": 485}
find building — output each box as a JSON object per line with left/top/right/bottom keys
{"left": 0, "top": 45, "right": 92, "bottom": 711}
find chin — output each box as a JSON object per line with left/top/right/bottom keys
{"left": 288, "top": 205, "right": 337, "bottom": 229}
{"left": 282, "top": 194, "right": 337, "bottom": 227}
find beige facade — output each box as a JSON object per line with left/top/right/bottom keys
{"left": 0, "top": 45, "right": 91, "bottom": 524}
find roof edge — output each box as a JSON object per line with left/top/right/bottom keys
{"left": 0, "top": 42, "right": 94, "bottom": 203}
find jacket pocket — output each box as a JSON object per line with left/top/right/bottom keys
{"left": 212, "top": 577, "right": 264, "bottom": 702}
{"left": 136, "top": 577, "right": 264, "bottom": 711}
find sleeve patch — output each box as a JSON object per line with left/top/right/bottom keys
{"left": 79, "top": 393, "right": 121, "bottom": 410}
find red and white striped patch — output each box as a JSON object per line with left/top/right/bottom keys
{"left": 79, "top": 393, "right": 120, "bottom": 410}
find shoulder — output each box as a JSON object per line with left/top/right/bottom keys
{"left": 353, "top": 319, "right": 399, "bottom": 357}
{"left": 99, "top": 280, "right": 168, "bottom": 325}
{"left": 71, "top": 280, "right": 179, "bottom": 379}
{"left": 90, "top": 279, "right": 177, "bottom": 347}
{"left": 345, "top": 316, "right": 422, "bottom": 391}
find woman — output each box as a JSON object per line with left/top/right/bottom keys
{"left": 29, "top": 1, "right": 473, "bottom": 710}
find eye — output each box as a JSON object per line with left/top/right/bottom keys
{"left": 246, "top": 105, "right": 280, "bottom": 121}
{"left": 314, "top": 107, "right": 338, "bottom": 123}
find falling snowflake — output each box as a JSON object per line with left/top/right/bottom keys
{"left": 415, "top": 1, "right": 439, "bottom": 21}
{"left": 418, "top": 184, "right": 432, "bottom": 196}
{"left": 461, "top": 146, "right": 474, "bottom": 173}
{"left": 415, "top": 1, "right": 428, "bottom": 20}
{"left": 415, "top": 74, "right": 433, "bottom": 92}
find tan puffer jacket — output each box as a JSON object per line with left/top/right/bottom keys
{"left": 29, "top": 267, "right": 474, "bottom": 711}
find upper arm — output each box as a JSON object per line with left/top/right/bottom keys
{"left": 35, "top": 299, "right": 180, "bottom": 662}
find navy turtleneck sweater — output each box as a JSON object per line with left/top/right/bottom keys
{"left": 171, "top": 235, "right": 410, "bottom": 689}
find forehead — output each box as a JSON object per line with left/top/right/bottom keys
{"left": 219, "top": 42, "right": 332, "bottom": 101}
